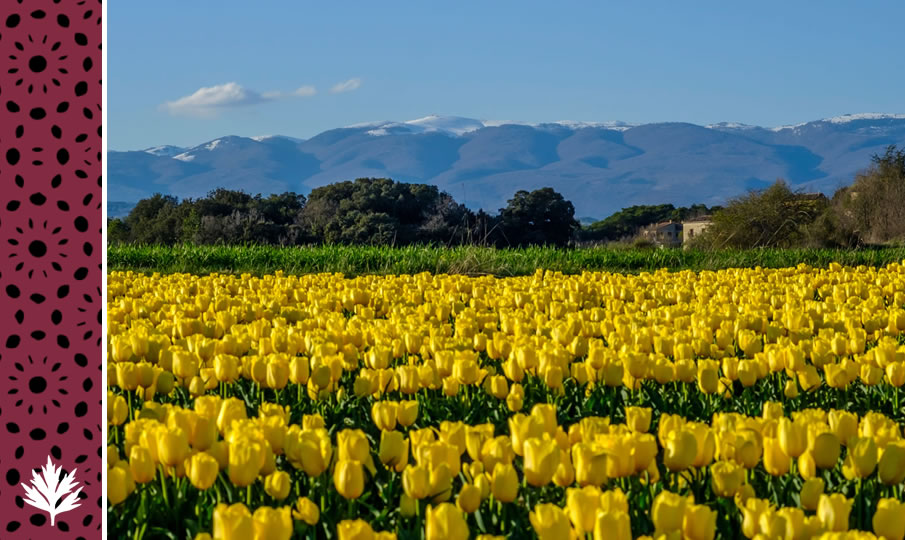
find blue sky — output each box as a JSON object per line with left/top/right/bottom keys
{"left": 110, "top": 1, "right": 905, "bottom": 150}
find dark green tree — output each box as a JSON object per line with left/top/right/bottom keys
{"left": 498, "top": 187, "right": 579, "bottom": 246}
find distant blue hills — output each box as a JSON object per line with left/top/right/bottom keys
{"left": 108, "top": 113, "right": 905, "bottom": 219}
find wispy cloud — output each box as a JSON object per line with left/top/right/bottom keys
{"left": 292, "top": 85, "right": 317, "bottom": 97}
{"left": 163, "top": 82, "right": 317, "bottom": 117}
{"left": 330, "top": 78, "right": 362, "bottom": 94}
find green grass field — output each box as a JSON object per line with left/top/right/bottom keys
{"left": 107, "top": 244, "right": 905, "bottom": 276}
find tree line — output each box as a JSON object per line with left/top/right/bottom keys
{"left": 108, "top": 145, "right": 905, "bottom": 249}
{"left": 107, "top": 179, "right": 581, "bottom": 247}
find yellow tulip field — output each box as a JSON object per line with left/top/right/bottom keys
{"left": 107, "top": 263, "right": 905, "bottom": 539}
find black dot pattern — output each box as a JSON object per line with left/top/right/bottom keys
{"left": 0, "top": 0, "right": 101, "bottom": 536}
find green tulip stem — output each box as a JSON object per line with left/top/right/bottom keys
{"left": 247, "top": 484, "right": 252, "bottom": 506}
{"left": 159, "top": 465, "right": 170, "bottom": 508}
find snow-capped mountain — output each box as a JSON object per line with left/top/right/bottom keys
{"left": 110, "top": 114, "right": 905, "bottom": 218}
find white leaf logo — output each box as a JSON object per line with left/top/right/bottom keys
{"left": 19, "top": 456, "right": 82, "bottom": 527}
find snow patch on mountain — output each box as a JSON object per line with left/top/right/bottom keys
{"left": 142, "top": 145, "right": 186, "bottom": 157}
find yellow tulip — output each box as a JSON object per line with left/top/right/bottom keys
{"left": 337, "top": 429, "right": 370, "bottom": 462}
{"left": 566, "top": 485, "right": 601, "bottom": 533}
{"left": 425, "top": 503, "right": 469, "bottom": 540}
{"left": 490, "top": 462, "right": 518, "bottom": 503}
{"left": 625, "top": 406, "right": 652, "bottom": 433}
{"left": 292, "top": 496, "right": 319, "bottom": 525}
{"left": 523, "top": 437, "right": 560, "bottom": 487}
{"left": 683, "top": 504, "right": 716, "bottom": 540}
{"left": 265, "top": 359, "right": 289, "bottom": 390}
{"left": 593, "top": 509, "right": 632, "bottom": 540}
{"left": 762, "top": 437, "right": 790, "bottom": 476}
{"left": 456, "top": 483, "right": 481, "bottom": 513}
{"left": 817, "top": 493, "right": 853, "bottom": 532}
{"left": 652, "top": 490, "right": 690, "bottom": 535}
{"left": 252, "top": 506, "right": 292, "bottom": 540}
{"left": 799, "top": 477, "right": 825, "bottom": 512}
{"left": 378, "top": 430, "right": 407, "bottom": 468}
{"left": 108, "top": 461, "right": 135, "bottom": 505}
{"left": 217, "top": 397, "right": 248, "bottom": 435}
{"left": 337, "top": 519, "right": 374, "bottom": 540}
{"left": 371, "top": 401, "right": 398, "bottom": 431}
{"left": 697, "top": 363, "right": 719, "bottom": 394}
{"left": 664, "top": 429, "right": 697, "bottom": 472}
{"left": 573, "top": 442, "right": 608, "bottom": 486}
{"left": 828, "top": 410, "right": 859, "bottom": 446}
{"left": 228, "top": 438, "right": 264, "bottom": 487}
{"left": 334, "top": 460, "right": 365, "bottom": 499}
{"left": 777, "top": 418, "right": 806, "bottom": 458}
{"left": 810, "top": 432, "right": 841, "bottom": 470}
{"left": 740, "top": 497, "right": 771, "bottom": 539}
{"left": 397, "top": 400, "right": 419, "bottom": 427}
{"left": 264, "top": 470, "right": 291, "bottom": 500}
{"left": 710, "top": 460, "right": 744, "bottom": 498}
{"left": 873, "top": 498, "right": 905, "bottom": 540}
{"left": 843, "top": 436, "right": 878, "bottom": 479}
{"left": 186, "top": 452, "right": 219, "bottom": 490}
{"left": 403, "top": 463, "right": 431, "bottom": 500}
{"left": 213, "top": 503, "right": 253, "bottom": 540}
{"left": 129, "top": 445, "right": 155, "bottom": 484}
{"left": 157, "top": 427, "right": 190, "bottom": 468}
{"left": 529, "top": 503, "right": 571, "bottom": 540}
{"left": 879, "top": 441, "right": 905, "bottom": 485}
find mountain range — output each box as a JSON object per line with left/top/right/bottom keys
{"left": 108, "top": 113, "right": 905, "bottom": 219}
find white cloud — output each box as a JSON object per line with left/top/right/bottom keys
{"left": 163, "top": 82, "right": 317, "bottom": 117}
{"left": 330, "top": 78, "right": 362, "bottom": 94}
{"left": 292, "top": 85, "right": 317, "bottom": 97}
